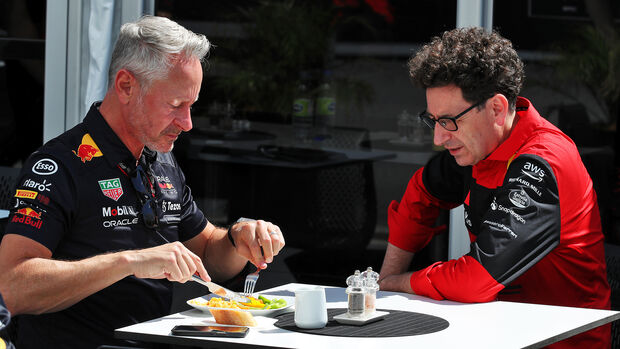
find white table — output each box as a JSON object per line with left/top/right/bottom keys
{"left": 115, "top": 283, "right": 620, "bottom": 349}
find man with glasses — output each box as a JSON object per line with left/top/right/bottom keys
{"left": 378, "top": 27, "right": 610, "bottom": 348}
{"left": 0, "top": 16, "right": 285, "bottom": 348}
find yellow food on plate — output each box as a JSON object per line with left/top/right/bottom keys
{"left": 187, "top": 295, "right": 288, "bottom": 322}
{"left": 188, "top": 296, "right": 268, "bottom": 310}
{"left": 240, "top": 297, "right": 267, "bottom": 308}
{"left": 204, "top": 297, "right": 245, "bottom": 309}
{"left": 209, "top": 308, "right": 258, "bottom": 327}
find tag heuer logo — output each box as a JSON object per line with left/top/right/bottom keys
{"left": 98, "top": 178, "right": 123, "bottom": 201}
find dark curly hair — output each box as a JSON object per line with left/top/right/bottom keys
{"left": 408, "top": 27, "right": 524, "bottom": 110}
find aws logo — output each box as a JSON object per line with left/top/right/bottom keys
{"left": 73, "top": 134, "right": 103, "bottom": 163}
{"left": 521, "top": 162, "right": 545, "bottom": 183}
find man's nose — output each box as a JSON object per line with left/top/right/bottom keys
{"left": 175, "top": 107, "right": 193, "bottom": 131}
{"left": 433, "top": 125, "right": 450, "bottom": 146}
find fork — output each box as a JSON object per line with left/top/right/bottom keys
{"left": 243, "top": 267, "right": 260, "bottom": 296}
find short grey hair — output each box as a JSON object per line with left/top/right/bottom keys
{"left": 107, "top": 15, "right": 210, "bottom": 91}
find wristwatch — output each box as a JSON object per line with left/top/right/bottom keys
{"left": 227, "top": 217, "right": 255, "bottom": 247}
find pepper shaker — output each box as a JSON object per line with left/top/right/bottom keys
{"left": 345, "top": 270, "right": 365, "bottom": 317}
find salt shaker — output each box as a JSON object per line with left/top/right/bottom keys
{"left": 345, "top": 270, "right": 365, "bottom": 317}
{"left": 361, "top": 267, "right": 380, "bottom": 314}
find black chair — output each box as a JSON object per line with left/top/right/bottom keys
{"left": 0, "top": 166, "right": 20, "bottom": 236}
{"left": 179, "top": 126, "right": 378, "bottom": 251}
{"left": 605, "top": 243, "right": 620, "bottom": 348}
{"left": 230, "top": 127, "right": 377, "bottom": 251}
{"left": 0, "top": 166, "right": 20, "bottom": 210}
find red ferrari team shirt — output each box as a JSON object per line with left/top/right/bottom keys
{"left": 388, "top": 97, "right": 610, "bottom": 348}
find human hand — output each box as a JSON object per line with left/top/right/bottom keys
{"left": 229, "top": 219, "right": 285, "bottom": 269}
{"left": 126, "top": 241, "right": 210, "bottom": 282}
{"left": 377, "top": 272, "right": 414, "bottom": 294}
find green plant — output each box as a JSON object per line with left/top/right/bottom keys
{"left": 210, "top": 0, "right": 373, "bottom": 120}
{"left": 551, "top": 24, "right": 620, "bottom": 122}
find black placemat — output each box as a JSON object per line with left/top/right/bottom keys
{"left": 274, "top": 308, "right": 449, "bottom": 337}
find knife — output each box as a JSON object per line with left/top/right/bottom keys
{"left": 191, "top": 274, "right": 250, "bottom": 303}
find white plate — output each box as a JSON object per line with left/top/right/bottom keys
{"left": 187, "top": 293, "right": 294, "bottom": 317}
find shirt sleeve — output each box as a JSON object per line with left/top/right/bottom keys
{"left": 410, "top": 154, "right": 561, "bottom": 302}
{"left": 4, "top": 154, "right": 76, "bottom": 252}
{"left": 388, "top": 151, "right": 467, "bottom": 252}
{"left": 176, "top": 162, "right": 208, "bottom": 242}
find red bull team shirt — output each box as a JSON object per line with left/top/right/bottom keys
{"left": 3, "top": 102, "right": 207, "bottom": 348}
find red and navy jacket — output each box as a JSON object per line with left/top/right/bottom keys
{"left": 388, "top": 97, "right": 610, "bottom": 348}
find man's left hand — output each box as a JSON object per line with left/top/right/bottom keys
{"left": 229, "top": 219, "right": 285, "bottom": 269}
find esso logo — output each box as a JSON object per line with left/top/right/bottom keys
{"left": 32, "top": 159, "right": 58, "bottom": 175}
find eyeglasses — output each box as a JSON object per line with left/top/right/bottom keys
{"left": 419, "top": 100, "right": 485, "bottom": 131}
{"left": 128, "top": 164, "right": 159, "bottom": 230}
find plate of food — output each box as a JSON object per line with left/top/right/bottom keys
{"left": 187, "top": 294, "right": 294, "bottom": 317}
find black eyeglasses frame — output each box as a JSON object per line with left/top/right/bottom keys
{"left": 418, "top": 100, "right": 486, "bottom": 132}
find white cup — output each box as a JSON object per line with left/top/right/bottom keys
{"left": 294, "top": 286, "right": 328, "bottom": 329}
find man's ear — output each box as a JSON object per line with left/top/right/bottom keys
{"left": 114, "top": 69, "right": 138, "bottom": 104}
{"left": 490, "top": 94, "right": 510, "bottom": 126}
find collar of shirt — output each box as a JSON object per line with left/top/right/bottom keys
{"left": 484, "top": 97, "right": 543, "bottom": 162}
{"left": 83, "top": 102, "right": 159, "bottom": 169}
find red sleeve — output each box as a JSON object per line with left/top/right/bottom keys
{"left": 410, "top": 256, "right": 504, "bottom": 303}
{"left": 387, "top": 168, "right": 455, "bottom": 252}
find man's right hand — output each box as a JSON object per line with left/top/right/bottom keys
{"left": 125, "top": 241, "right": 210, "bottom": 283}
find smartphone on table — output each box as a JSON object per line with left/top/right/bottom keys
{"left": 171, "top": 324, "right": 249, "bottom": 338}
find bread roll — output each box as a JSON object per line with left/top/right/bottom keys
{"left": 209, "top": 308, "right": 258, "bottom": 327}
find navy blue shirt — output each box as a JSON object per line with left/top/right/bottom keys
{"left": 4, "top": 102, "right": 207, "bottom": 348}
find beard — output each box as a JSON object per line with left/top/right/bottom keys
{"left": 128, "top": 97, "right": 181, "bottom": 154}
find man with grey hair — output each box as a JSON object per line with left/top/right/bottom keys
{"left": 0, "top": 15, "right": 285, "bottom": 348}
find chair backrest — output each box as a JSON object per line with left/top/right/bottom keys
{"left": 605, "top": 243, "right": 620, "bottom": 347}
{"left": 0, "top": 166, "right": 21, "bottom": 210}
{"left": 319, "top": 126, "right": 371, "bottom": 149}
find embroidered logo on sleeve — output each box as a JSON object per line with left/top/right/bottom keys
{"left": 508, "top": 189, "right": 530, "bottom": 208}
{"left": 156, "top": 175, "right": 177, "bottom": 194}
{"left": 521, "top": 161, "right": 545, "bottom": 182}
{"left": 490, "top": 197, "right": 526, "bottom": 224}
{"left": 32, "top": 158, "right": 58, "bottom": 175}
{"left": 12, "top": 207, "right": 43, "bottom": 229}
{"left": 98, "top": 178, "right": 123, "bottom": 201}
{"left": 22, "top": 178, "right": 52, "bottom": 192}
{"left": 15, "top": 189, "right": 38, "bottom": 200}
{"left": 73, "top": 133, "right": 103, "bottom": 163}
